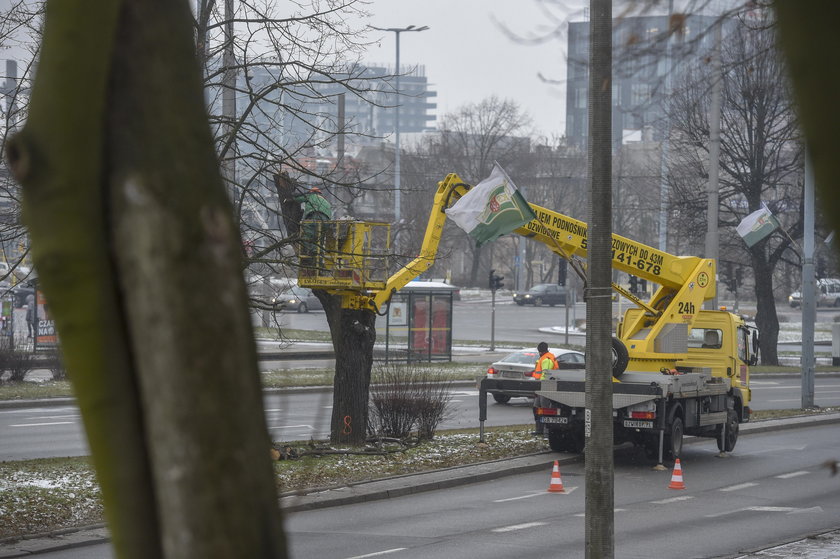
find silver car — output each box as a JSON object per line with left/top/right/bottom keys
{"left": 273, "top": 286, "right": 323, "bottom": 313}
{"left": 485, "top": 347, "right": 585, "bottom": 404}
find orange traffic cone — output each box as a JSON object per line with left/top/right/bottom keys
{"left": 548, "top": 460, "right": 565, "bottom": 493}
{"left": 668, "top": 458, "right": 686, "bottom": 490}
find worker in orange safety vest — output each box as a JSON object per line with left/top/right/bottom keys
{"left": 533, "top": 341, "right": 559, "bottom": 380}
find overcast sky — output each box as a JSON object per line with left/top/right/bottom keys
{"left": 362, "top": 0, "right": 587, "bottom": 138}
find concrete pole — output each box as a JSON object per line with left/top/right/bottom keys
{"left": 586, "top": 0, "right": 614, "bottom": 555}
{"left": 394, "top": 30, "right": 402, "bottom": 253}
{"left": 222, "top": 0, "right": 236, "bottom": 190}
{"left": 366, "top": 25, "right": 427, "bottom": 253}
{"left": 658, "top": 0, "right": 675, "bottom": 252}
{"left": 705, "top": 21, "right": 722, "bottom": 310}
{"left": 801, "top": 153, "right": 816, "bottom": 408}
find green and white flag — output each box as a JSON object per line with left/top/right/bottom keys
{"left": 445, "top": 164, "right": 537, "bottom": 246}
{"left": 736, "top": 204, "right": 780, "bottom": 248}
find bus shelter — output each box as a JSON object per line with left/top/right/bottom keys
{"left": 384, "top": 281, "right": 455, "bottom": 362}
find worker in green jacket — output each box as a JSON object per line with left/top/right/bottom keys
{"left": 294, "top": 186, "right": 333, "bottom": 221}
{"left": 293, "top": 187, "right": 332, "bottom": 272}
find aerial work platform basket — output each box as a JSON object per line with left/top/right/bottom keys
{"left": 297, "top": 220, "right": 390, "bottom": 291}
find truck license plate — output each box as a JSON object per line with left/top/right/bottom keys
{"left": 623, "top": 420, "right": 654, "bottom": 429}
{"left": 541, "top": 416, "right": 569, "bottom": 424}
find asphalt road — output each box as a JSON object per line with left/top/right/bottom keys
{"left": 282, "top": 422, "right": 840, "bottom": 559}
{"left": 21, "top": 420, "right": 840, "bottom": 559}
{"left": 269, "top": 297, "right": 840, "bottom": 352}
{"left": 3, "top": 374, "right": 839, "bottom": 461}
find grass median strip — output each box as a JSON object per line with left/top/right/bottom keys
{"left": 0, "top": 425, "right": 543, "bottom": 540}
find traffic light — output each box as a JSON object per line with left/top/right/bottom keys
{"left": 492, "top": 273, "right": 505, "bottom": 291}
{"left": 489, "top": 269, "right": 495, "bottom": 290}
{"left": 629, "top": 275, "right": 638, "bottom": 292}
{"left": 558, "top": 259, "right": 568, "bottom": 286}
{"left": 818, "top": 257, "right": 827, "bottom": 279}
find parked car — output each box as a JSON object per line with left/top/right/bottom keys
{"left": 485, "top": 347, "right": 585, "bottom": 404}
{"left": 272, "top": 286, "right": 323, "bottom": 313}
{"left": 789, "top": 278, "right": 840, "bottom": 308}
{"left": 513, "top": 283, "right": 567, "bottom": 306}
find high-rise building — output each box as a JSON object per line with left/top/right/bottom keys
{"left": 243, "top": 63, "right": 436, "bottom": 155}
{"left": 565, "top": 10, "right": 718, "bottom": 150}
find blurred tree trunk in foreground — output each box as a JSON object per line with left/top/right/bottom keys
{"left": 775, "top": 2, "right": 840, "bottom": 238}
{"left": 6, "top": 1, "right": 287, "bottom": 557}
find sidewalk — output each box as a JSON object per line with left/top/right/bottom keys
{"left": 2, "top": 413, "right": 840, "bottom": 558}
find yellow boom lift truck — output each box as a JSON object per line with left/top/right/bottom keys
{"left": 296, "top": 173, "right": 759, "bottom": 464}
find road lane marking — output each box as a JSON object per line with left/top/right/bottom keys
{"left": 719, "top": 482, "right": 758, "bottom": 492}
{"left": 493, "top": 487, "right": 578, "bottom": 502}
{"left": 10, "top": 421, "right": 75, "bottom": 427}
{"left": 651, "top": 495, "right": 694, "bottom": 504}
{"left": 776, "top": 471, "right": 810, "bottom": 479}
{"left": 494, "top": 492, "right": 545, "bottom": 503}
{"left": 788, "top": 506, "right": 823, "bottom": 514}
{"left": 1, "top": 407, "right": 78, "bottom": 414}
{"left": 492, "top": 522, "right": 547, "bottom": 532}
{"left": 574, "top": 509, "right": 625, "bottom": 517}
{"left": 739, "top": 446, "right": 807, "bottom": 455}
{"left": 706, "top": 506, "right": 808, "bottom": 518}
{"left": 346, "top": 548, "right": 407, "bottom": 558}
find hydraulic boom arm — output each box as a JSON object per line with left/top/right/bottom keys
{"left": 342, "top": 172, "right": 717, "bottom": 354}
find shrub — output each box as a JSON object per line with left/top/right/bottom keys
{"left": 44, "top": 346, "right": 68, "bottom": 381}
{"left": 0, "top": 342, "right": 35, "bottom": 383}
{"left": 368, "top": 361, "right": 453, "bottom": 440}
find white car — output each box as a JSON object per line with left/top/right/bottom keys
{"left": 485, "top": 347, "right": 585, "bottom": 404}
{"left": 789, "top": 278, "right": 840, "bottom": 308}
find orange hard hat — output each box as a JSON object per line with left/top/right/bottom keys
{"left": 309, "top": 187, "right": 321, "bottom": 193}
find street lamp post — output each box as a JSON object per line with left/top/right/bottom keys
{"left": 369, "top": 24, "right": 429, "bottom": 252}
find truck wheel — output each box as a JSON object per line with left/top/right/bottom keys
{"left": 492, "top": 393, "right": 512, "bottom": 404}
{"left": 665, "top": 417, "right": 684, "bottom": 459}
{"left": 717, "top": 409, "right": 739, "bottom": 452}
{"left": 611, "top": 337, "right": 629, "bottom": 378}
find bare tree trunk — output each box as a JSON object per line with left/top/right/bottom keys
{"left": 8, "top": 1, "right": 287, "bottom": 557}
{"left": 323, "top": 298, "right": 376, "bottom": 444}
{"left": 752, "top": 251, "right": 780, "bottom": 365}
{"left": 469, "top": 242, "right": 484, "bottom": 287}
{"left": 274, "top": 173, "right": 376, "bottom": 445}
